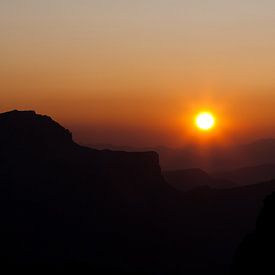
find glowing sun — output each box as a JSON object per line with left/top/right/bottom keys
{"left": 195, "top": 112, "right": 216, "bottom": 131}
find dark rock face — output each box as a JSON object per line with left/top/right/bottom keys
{"left": 2, "top": 110, "right": 275, "bottom": 274}
{"left": 231, "top": 192, "right": 275, "bottom": 274}
{"left": 0, "top": 110, "right": 74, "bottom": 150}
{"left": 0, "top": 110, "right": 177, "bottom": 273}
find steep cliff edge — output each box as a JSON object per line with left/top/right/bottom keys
{"left": 0, "top": 110, "right": 176, "bottom": 272}
{"left": 231, "top": 191, "right": 275, "bottom": 274}
{"left": 0, "top": 110, "right": 166, "bottom": 198}
{"left": 3, "top": 110, "right": 274, "bottom": 273}
{"left": 0, "top": 110, "right": 74, "bottom": 150}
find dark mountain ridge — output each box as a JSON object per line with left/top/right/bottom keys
{"left": 215, "top": 164, "right": 275, "bottom": 186}
{"left": 164, "top": 168, "right": 236, "bottom": 191}
{"left": 91, "top": 139, "right": 275, "bottom": 172}
{"left": 231, "top": 191, "right": 275, "bottom": 274}
{"left": 164, "top": 164, "right": 275, "bottom": 191}
{"left": 1, "top": 110, "right": 275, "bottom": 274}
{"left": 0, "top": 110, "right": 179, "bottom": 273}
{"left": 0, "top": 110, "right": 74, "bottom": 150}
{"left": 0, "top": 110, "right": 165, "bottom": 196}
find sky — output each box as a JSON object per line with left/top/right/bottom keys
{"left": 1, "top": 0, "right": 275, "bottom": 147}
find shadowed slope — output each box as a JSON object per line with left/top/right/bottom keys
{"left": 1, "top": 110, "right": 275, "bottom": 274}
{"left": 231, "top": 191, "right": 275, "bottom": 274}
{"left": 0, "top": 110, "right": 181, "bottom": 273}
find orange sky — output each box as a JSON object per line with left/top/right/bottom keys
{"left": 1, "top": 1, "right": 275, "bottom": 147}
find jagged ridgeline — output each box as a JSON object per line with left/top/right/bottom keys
{"left": 1, "top": 110, "right": 275, "bottom": 274}
{"left": 0, "top": 110, "right": 180, "bottom": 273}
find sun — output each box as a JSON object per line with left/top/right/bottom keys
{"left": 195, "top": 112, "right": 216, "bottom": 131}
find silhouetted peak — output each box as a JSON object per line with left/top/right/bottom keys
{"left": 0, "top": 110, "right": 74, "bottom": 151}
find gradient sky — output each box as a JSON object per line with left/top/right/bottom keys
{"left": 1, "top": 0, "right": 275, "bottom": 146}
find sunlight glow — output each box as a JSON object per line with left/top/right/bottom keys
{"left": 195, "top": 112, "right": 216, "bottom": 131}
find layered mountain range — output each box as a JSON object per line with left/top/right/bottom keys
{"left": 1, "top": 110, "right": 275, "bottom": 274}
{"left": 92, "top": 139, "right": 275, "bottom": 173}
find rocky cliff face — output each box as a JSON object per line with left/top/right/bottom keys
{"left": 2, "top": 110, "right": 275, "bottom": 274}
{"left": 0, "top": 110, "right": 177, "bottom": 272}
{"left": 0, "top": 110, "right": 165, "bottom": 195}
{"left": 231, "top": 191, "right": 275, "bottom": 274}
{"left": 0, "top": 110, "right": 74, "bottom": 151}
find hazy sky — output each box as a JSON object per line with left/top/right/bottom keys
{"left": 1, "top": 1, "right": 275, "bottom": 146}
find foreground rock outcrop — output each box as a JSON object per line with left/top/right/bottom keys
{"left": 1, "top": 110, "right": 275, "bottom": 274}
{"left": 0, "top": 110, "right": 179, "bottom": 272}
{"left": 231, "top": 191, "right": 275, "bottom": 274}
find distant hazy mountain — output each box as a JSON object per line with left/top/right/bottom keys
{"left": 164, "top": 164, "right": 275, "bottom": 191}
{"left": 1, "top": 110, "right": 275, "bottom": 274}
{"left": 163, "top": 168, "right": 236, "bottom": 191}
{"left": 215, "top": 164, "right": 275, "bottom": 186}
{"left": 90, "top": 139, "right": 275, "bottom": 173}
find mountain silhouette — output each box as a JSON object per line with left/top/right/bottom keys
{"left": 164, "top": 168, "right": 235, "bottom": 191}
{"left": 215, "top": 164, "right": 275, "bottom": 186}
{"left": 91, "top": 140, "right": 275, "bottom": 173}
{"left": 231, "top": 191, "right": 275, "bottom": 274}
{"left": 0, "top": 110, "right": 186, "bottom": 273}
{"left": 0, "top": 110, "right": 74, "bottom": 149}
{"left": 1, "top": 110, "right": 275, "bottom": 274}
